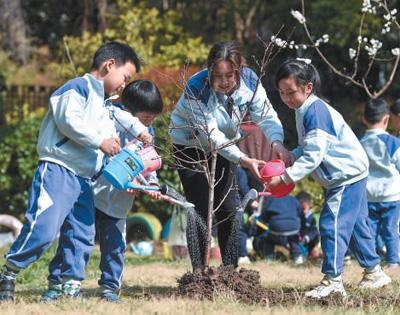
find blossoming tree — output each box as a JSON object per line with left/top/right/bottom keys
{"left": 272, "top": 0, "right": 399, "bottom": 99}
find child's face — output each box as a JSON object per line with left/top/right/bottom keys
{"left": 135, "top": 112, "right": 158, "bottom": 126}
{"left": 390, "top": 113, "right": 400, "bottom": 133}
{"left": 210, "top": 60, "right": 238, "bottom": 95}
{"left": 103, "top": 60, "right": 137, "bottom": 95}
{"left": 278, "top": 76, "right": 313, "bottom": 109}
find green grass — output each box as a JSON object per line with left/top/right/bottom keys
{"left": 1, "top": 245, "right": 400, "bottom": 315}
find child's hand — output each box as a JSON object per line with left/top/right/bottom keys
{"left": 271, "top": 141, "right": 291, "bottom": 166}
{"left": 101, "top": 137, "right": 121, "bottom": 156}
{"left": 239, "top": 156, "right": 266, "bottom": 181}
{"left": 145, "top": 189, "right": 162, "bottom": 200}
{"left": 126, "top": 177, "right": 141, "bottom": 196}
{"left": 265, "top": 175, "right": 283, "bottom": 189}
{"left": 137, "top": 131, "right": 153, "bottom": 147}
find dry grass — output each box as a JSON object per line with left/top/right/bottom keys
{"left": 1, "top": 248, "right": 400, "bottom": 315}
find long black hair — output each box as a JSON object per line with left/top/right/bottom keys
{"left": 207, "top": 41, "right": 246, "bottom": 86}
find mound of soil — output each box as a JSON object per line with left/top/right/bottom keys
{"left": 176, "top": 265, "right": 271, "bottom": 304}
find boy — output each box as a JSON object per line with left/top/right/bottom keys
{"left": 360, "top": 99, "right": 400, "bottom": 268}
{"left": 42, "top": 80, "right": 163, "bottom": 303}
{"left": 390, "top": 99, "right": 400, "bottom": 137}
{"left": 0, "top": 41, "right": 149, "bottom": 302}
{"left": 297, "top": 191, "right": 320, "bottom": 258}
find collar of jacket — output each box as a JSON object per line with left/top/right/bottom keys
{"left": 295, "top": 93, "right": 319, "bottom": 115}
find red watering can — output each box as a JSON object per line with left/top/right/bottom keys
{"left": 259, "top": 159, "right": 295, "bottom": 198}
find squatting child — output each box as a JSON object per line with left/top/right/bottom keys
{"left": 360, "top": 99, "right": 400, "bottom": 268}
{"left": 0, "top": 41, "right": 148, "bottom": 302}
{"left": 267, "top": 58, "right": 391, "bottom": 299}
{"left": 42, "top": 80, "right": 163, "bottom": 302}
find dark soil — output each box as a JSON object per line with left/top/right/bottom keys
{"left": 176, "top": 265, "right": 297, "bottom": 305}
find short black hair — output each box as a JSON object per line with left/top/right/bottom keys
{"left": 275, "top": 59, "right": 321, "bottom": 96}
{"left": 121, "top": 80, "right": 163, "bottom": 114}
{"left": 297, "top": 191, "right": 311, "bottom": 204}
{"left": 390, "top": 99, "right": 400, "bottom": 115}
{"left": 91, "top": 41, "right": 141, "bottom": 73}
{"left": 364, "top": 98, "right": 389, "bottom": 124}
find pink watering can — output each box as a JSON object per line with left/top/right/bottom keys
{"left": 259, "top": 159, "right": 295, "bottom": 198}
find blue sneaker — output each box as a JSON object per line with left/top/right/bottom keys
{"left": 101, "top": 291, "right": 122, "bottom": 303}
{"left": 40, "top": 284, "right": 63, "bottom": 302}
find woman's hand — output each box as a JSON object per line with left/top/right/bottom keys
{"left": 271, "top": 141, "right": 291, "bottom": 166}
{"left": 239, "top": 155, "right": 266, "bottom": 181}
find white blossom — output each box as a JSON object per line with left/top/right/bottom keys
{"left": 349, "top": 48, "right": 357, "bottom": 60}
{"left": 291, "top": 10, "right": 306, "bottom": 24}
{"left": 322, "top": 34, "right": 329, "bottom": 43}
{"left": 357, "top": 36, "right": 363, "bottom": 43}
{"left": 392, "top": 48, "right": 400, "bottom": 56}
{"left": 271, "top": 37, "right": 287, "bottom": 48}
{"left": 391, "top": 9, "right": 397, "bottom": 15}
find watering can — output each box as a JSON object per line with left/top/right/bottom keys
{"left": 239, "top": 160, "right": 295, "bottom": 216}
{"left": 259, "top": 159, "right": 295, "bottom": 198}
{"left": 102, "top": 143, "right": 161, "bottom": 191}
{"left": 102, "top": 143, "right": 195, "bottom": 208}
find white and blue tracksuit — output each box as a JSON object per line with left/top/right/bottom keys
{"left": 283, "top": 94, "right": 380, "bottom": 276}
{"left": 48, "top": 104, "right": 156, "bottom": 292}
{"left": 5, "top": 74, "right": 116, "bottom": 281}
{"left": 169, "top": 67, "right": 284, "bottom": 163}
{"left": 360, "top": 129, "right": 400, "bottom": 264}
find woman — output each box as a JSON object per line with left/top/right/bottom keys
{"left": 169, "top": 41, "right": 290, "bottom": 269}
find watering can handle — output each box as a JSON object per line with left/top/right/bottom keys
{"left": 258, "top": 191, "right": 272, "bottom": 196}
{"left": 126, "top": 182, "right": 160, "bottom": 191}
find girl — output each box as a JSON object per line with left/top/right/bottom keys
{"left": 169, "top": 41, "right": 290, "bottom": 270}
{"left": 267, "top": 59, "right": 391, "bottom": 298}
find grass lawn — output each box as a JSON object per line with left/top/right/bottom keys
{"left": 1, "top": 245, "right": 400, "bottom": 315}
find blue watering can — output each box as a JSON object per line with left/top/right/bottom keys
{"left": 102, "top": 143, "right": 160, "bottom": 191}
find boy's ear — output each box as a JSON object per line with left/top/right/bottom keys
{"left": 103, "top": 58, "right": 116, "bottom": 72}
{"left": 382, "top": 113, "right": 390, "bottom": 126}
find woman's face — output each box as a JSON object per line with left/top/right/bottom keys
{"left": 390, "top": 113, "right": 400, "bottom": 133}
{"left": 210, "top": 60, "right": 238, "bottom": 95}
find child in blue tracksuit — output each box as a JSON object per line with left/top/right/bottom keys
{"left": 42, "top": 80, "right": 163, "bottom": 302}
{"left": 360, "top": 99, "right": 400, "bottom": 268}
{"left": 254, "top": 195, "right": 303, "bottom": 264}
{"left": 390, "top": 99, "right": 400, "bottom": 137}
{"left": 267, "top": 59, "right": 390, "bottom": 299}
{"left": 0, "top": 42, "right": 149, "bottom": 302}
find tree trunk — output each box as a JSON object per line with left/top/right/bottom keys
{"left": 0, "top": 0, "right": 30, "bottom": 64}
{"left": 204, "top": 151, "right": 217, "bottom": 268}
{"left": 96, "top": 0, "right": 107, "bottom": 33}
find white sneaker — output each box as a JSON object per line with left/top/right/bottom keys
{"left": 359, "top": 266, "right": 392, "bottom": 289}
{"left": 293, "top": 255, "right": 305, "bottom": 265}
{"left": 305, "top": 275, "right": 347, "bottom": 299}
{"left": 238, "top": 256, "right": 251, "bottom": 265}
